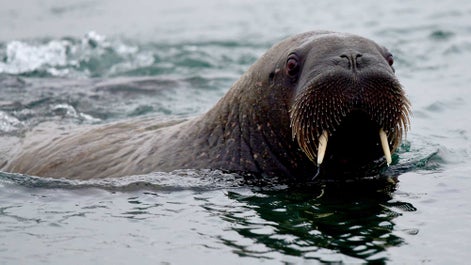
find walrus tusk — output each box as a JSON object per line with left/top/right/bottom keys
{"left": 317, "top": 130, "right": 329, "bottom": 166}
{"left": 379, "top": 128, "right": 392, "bottom": 166}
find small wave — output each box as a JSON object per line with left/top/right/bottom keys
{"left": 0, "top": 31, "right": 263, "bottom": 79}
{"left": 0, "top": 31, "right": 155, "bottom": 78}
{"left": 0, "top": 168, "right": 404, "bottom": 197}
{"left": 51, "top": 103, "right": 101, "bottom": 122}
{"left": 0, "top": 169, "right": 247, "bottom": 192}
{"left": 0, "top": 40, "right": 69, "bottom": 75}
{"left": 0, "top": 111, "right": 23, "bottom": 133}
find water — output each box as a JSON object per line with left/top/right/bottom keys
{"left": 1, "top": 0, "right": 471, "bottom": 264}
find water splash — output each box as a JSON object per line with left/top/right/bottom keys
{"left": 0, "top": 40, "right": 69, "bottom": 75}
{"left": 51, "top": 103, "right": 101, "bottom": 122}
{"left": 0, "top": 31, "right": 155, "bottom": 78}
{"left": 0, "top": 111, "right": 22, "bottom": 133}
{"left": 0, "top": 31, "right": 263, "bottom": 78}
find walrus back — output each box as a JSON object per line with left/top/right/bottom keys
{"left": 0, "top": 136, "right": 21, "bottom": 170}
{"left": 3, "top": 118, "right": 188, "bottom": 179}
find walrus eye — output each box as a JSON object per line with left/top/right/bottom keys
{"left": 286, "top": 55, "right": 300, "bottom": 77}
{"left": 386, "top": 54, "right": 394, "bottom": 66}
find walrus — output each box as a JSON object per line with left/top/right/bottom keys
{"left": 1, "top": 31, "right": 410, "bottom": 181}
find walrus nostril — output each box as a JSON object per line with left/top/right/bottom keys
{"left": 339, "top": 53, "right": 363, "bottom": 70}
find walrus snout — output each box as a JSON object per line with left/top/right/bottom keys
{"left": 289, "top": 41, "right": 410, "bottom": 172}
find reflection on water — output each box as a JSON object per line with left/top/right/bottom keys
{"left": 0, "top": 172, "right": 417, "bottom": 264}
{"left": 205, "top": 180, "right": 417, "bottom": 263}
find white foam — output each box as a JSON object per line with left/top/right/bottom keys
{"left": 51, "top": 104, "right": 101, "bottom": 122}
{"left": 0, "top": 40, "right": 69, "bottom": 75}
{"left": 0, "top": 31, "right": 156, "bottom": 77}
{"left": 0, "top": 111, "right": 21, "bottom": 132}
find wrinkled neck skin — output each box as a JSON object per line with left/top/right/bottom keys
{"left": 179, "top": 65, "right": 318, "bottom": 181}
{"left": 172, "top": 35, "right": 331, "bottom": 181}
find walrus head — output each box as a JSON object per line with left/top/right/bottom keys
{"left": 197, "top": 31, "right": 410, "bottom": 180}
{"left": 281, "top": 32, "right": 410, "bottom": 176}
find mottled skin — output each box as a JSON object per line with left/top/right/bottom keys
{"left": 2, "top": 31, "right": 409, "bottom": 180}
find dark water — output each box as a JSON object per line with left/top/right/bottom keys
{"left": 1, "top": 0, "right": 471, "bottom": 264}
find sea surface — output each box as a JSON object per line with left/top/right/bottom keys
{"left": 1, "top": 0, "right": 470, "bottom": 264}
